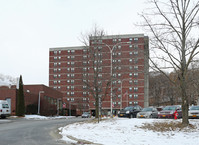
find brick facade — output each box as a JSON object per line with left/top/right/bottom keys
{"left": 0, "top": 84, "right": 64, "bottom": 116}
{"left": 49, "top": 34, "right": 149, "bottom": 115}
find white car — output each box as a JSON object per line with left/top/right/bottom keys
{"left": 188, "top": 106, "right": 199, "bottom": 119}
{"left": 0, "top": 100, "right": 11, "bottom": 119}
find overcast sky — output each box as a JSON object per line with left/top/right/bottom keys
{"left": 0, "top": 0, "right": 148, "bottom": 86}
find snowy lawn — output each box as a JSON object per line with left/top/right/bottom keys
{"left": 24, "top": 115, "right": 75, "bottom": 120}
{"left": 59, "top": 117, "right": 199, "bottom": 145}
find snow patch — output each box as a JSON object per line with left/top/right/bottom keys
{"left": 60, "top": 118, "right": 199, "bottom": 145}
{"left": 24, "top": 115, "right": 75, "bottom": 120}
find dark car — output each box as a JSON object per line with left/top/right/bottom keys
{"left": 158, "top": 105, "right": 182, "bottom": 119}
{"left": 118, "top": 105, "right": 142, "bottom": 118}
{"left": 81, "top": 112, "right": 91, "bottom": 118}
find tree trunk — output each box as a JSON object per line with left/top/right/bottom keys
{"left": 180, "top": 74, "right": 189, "bottom": 126}
{"left": 95, "top": 97, "right": 99, "bottom": 119}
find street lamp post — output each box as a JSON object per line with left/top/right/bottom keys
{"left": 96, "top": 41, "right": 130, "bottom": 117}
{"left": 120, "top": 78, "right": 133, "bottom": 110}
{"left": 38, "top": 91, "right": 44, "bottom": 114}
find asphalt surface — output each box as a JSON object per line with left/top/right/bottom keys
{"left": 0, "top": 117, "right": 89, "bottom": 145}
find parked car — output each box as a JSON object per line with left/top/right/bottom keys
{"left": 158, "top": 105, "right": 182, "bottom": 119}
{"left": 0, "top": 100, "right": 11, "bottom": 119}
{"left": 118, "top": 105, "right": 142, "bottom": 118}
{"left": 81, "top": 112, "right": 91, "bottom": 118}
{"left": 137, "top": 107, "right": 158, "bottom": 118}
{"left": 188, "top": 106, "right": 199, "bottom": 119}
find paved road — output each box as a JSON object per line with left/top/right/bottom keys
{"left": 0, "top": 117, "right": 89, "bottom": 145}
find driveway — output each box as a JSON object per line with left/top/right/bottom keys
{"left": 0, "top": 117, "right": 89, "bottom": 145}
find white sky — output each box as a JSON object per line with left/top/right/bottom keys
{"left": 0, "top": 0, "right": 148, "bottom": 86}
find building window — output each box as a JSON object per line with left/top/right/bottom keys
{"left": 71, "top": 68, "right": 75, "bottom": 72}
{"left": 134, "top": 45, "right": 138, "bottom": 49}
{"left": 71, "top": 92, "right": 74, "bottom": 96}
{"left": 67, "top": 80, "right": 70, "bottom": 83}
{"left": 98, "top": 74, "right": 102, "bottom": 78}
{"left": 71, "top": 62, "right": 75, "bottom": 65}
{"left": 129, "top": 52, "right": 133, "bottom": 55}
{"left": 68, "top": 50, "right": 71, "bottom": 53}
{"left": 129, "top": 80, "right": 133, "bottom": 84}
{"left": 83, "top": 49, "right": 87, "bottom": 53}
{"left": 113, "top": 38, "right": 117, "bottom": 42}
{"left": 129, "top": 94, "right": 133, "bottom": 98}
{"left": 58, "top": 50, "right": 61, "bottom": 54}
{"left": 118, "top": 73, "right": 121, "bottom": 77}
{"left": 134, "top": 73, "right": 138, "bottom": 77}
{"left": 118, "top": 45, "right": 121, "bottom": 49}
{"left": 118, "top": 102, "right": 121, "bottom": 105}
{"left": 129, "top": 87, "right": 132, "bottom": 91}
{"left": 58, "top": 80, "right": 61, "bottom": 84}
{"left": 58, "top": 68, "right": 61, "bottom": 72}
{"left": 54, "top": 57, "right": 57, "bottom": 60}
{"left": 129, "top": 73, "right": 132, "bottom": 77}
{"left": 134, "top": 87, "right": 138, "bottom": 92}
{"left": 134, "top": 66, "right": 138, "bottom": 70}
{"left": 71, "top": 86, "right": 74, "bottom": 90}
{"left": 53, "top": 81, "right": 57, "bottom": 84}
{"left": 83, "top": 55, "right": 87, "bottom": 59}
{"left": 134, "top": 101, "right": 138, "bottom": 105}
{"left": 134, "top": 38, "right": 138, "bottom": 41}
{"left": 54, "top": 75, "right": 57, "bottom": 78}
{"left": 134, "top": 51, "right": 138, "bottom": 55}
{"left": 118, "top": 94, "right": 121, "bottom": 98}
{"left": 129, "top": 38, "right": 132, "bottom": 41}
{"left": 58, "top": 62, "right": 61, "bottom": 66}
{"left": 58, "top": 56, "right": 61, "bottom": 60}
{"left": 58, "top": 74, "right": 61, "bottom": 78}
{"left": 54, "top": 51, "right": 57, "bottom": 54}
{"left": 67, "top": 86, "right": 70, "bottom": 89}
{"left": 54, "top": 63, "right": 57, "bottom": 66}
{"left": 134, "top": 58, "right": 138, "bottom": 64}
{"left": 129, "top": 66, "right": 133, "bottom": 70}
{"left": 134, "top": 94, "right": 138, "bottom": 98}
{"left": 129, "top": 59, "right": 133, "bottom": 62}
{"left": 54, "top": 69, "right": 57, "bottom": 72}
{"left": 129, "top": 45, "right": 132, "bottom": 48}
{"left": 67, "top": 56, "right": 70, "bottom": 59}
{"left": 83, "top": 67, "right": 87, "bottom": 71}
{"left": 118, "top": 80, "right": 121, "bottom": 84}
{"left": 129, "top": 102, "right": 132, "bottom": 105}
{"left": 71, "top": 80, "right": 74, "bottom": 84}
{"left": 134, "top": 80, "right": 138, "bottom": 85}
{"left": 71, "top": 56, "right": 75, "bottom": 59}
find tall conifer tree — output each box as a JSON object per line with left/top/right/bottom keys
{"left": 16, "top": 75, "right": 25, "bottom": 116}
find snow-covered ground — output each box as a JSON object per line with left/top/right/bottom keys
{"left": 17, "top": 115, "right": 75, "bottom": 120}
{"left": 59, "top": 117, "right": 199, "bottom": 145}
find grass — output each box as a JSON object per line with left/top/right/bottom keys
{"left": 137, "top": 121, "right": 197, "bottom": 132}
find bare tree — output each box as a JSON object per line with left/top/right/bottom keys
{"left": 80, "top": 26, "right": 111, "bottom": 120}
{"left": 140, "top": 0, "right": 199, "bottom": 126}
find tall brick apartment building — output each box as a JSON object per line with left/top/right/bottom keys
{"left": 49, "top": 34, "right": 149, "bottom": 115}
